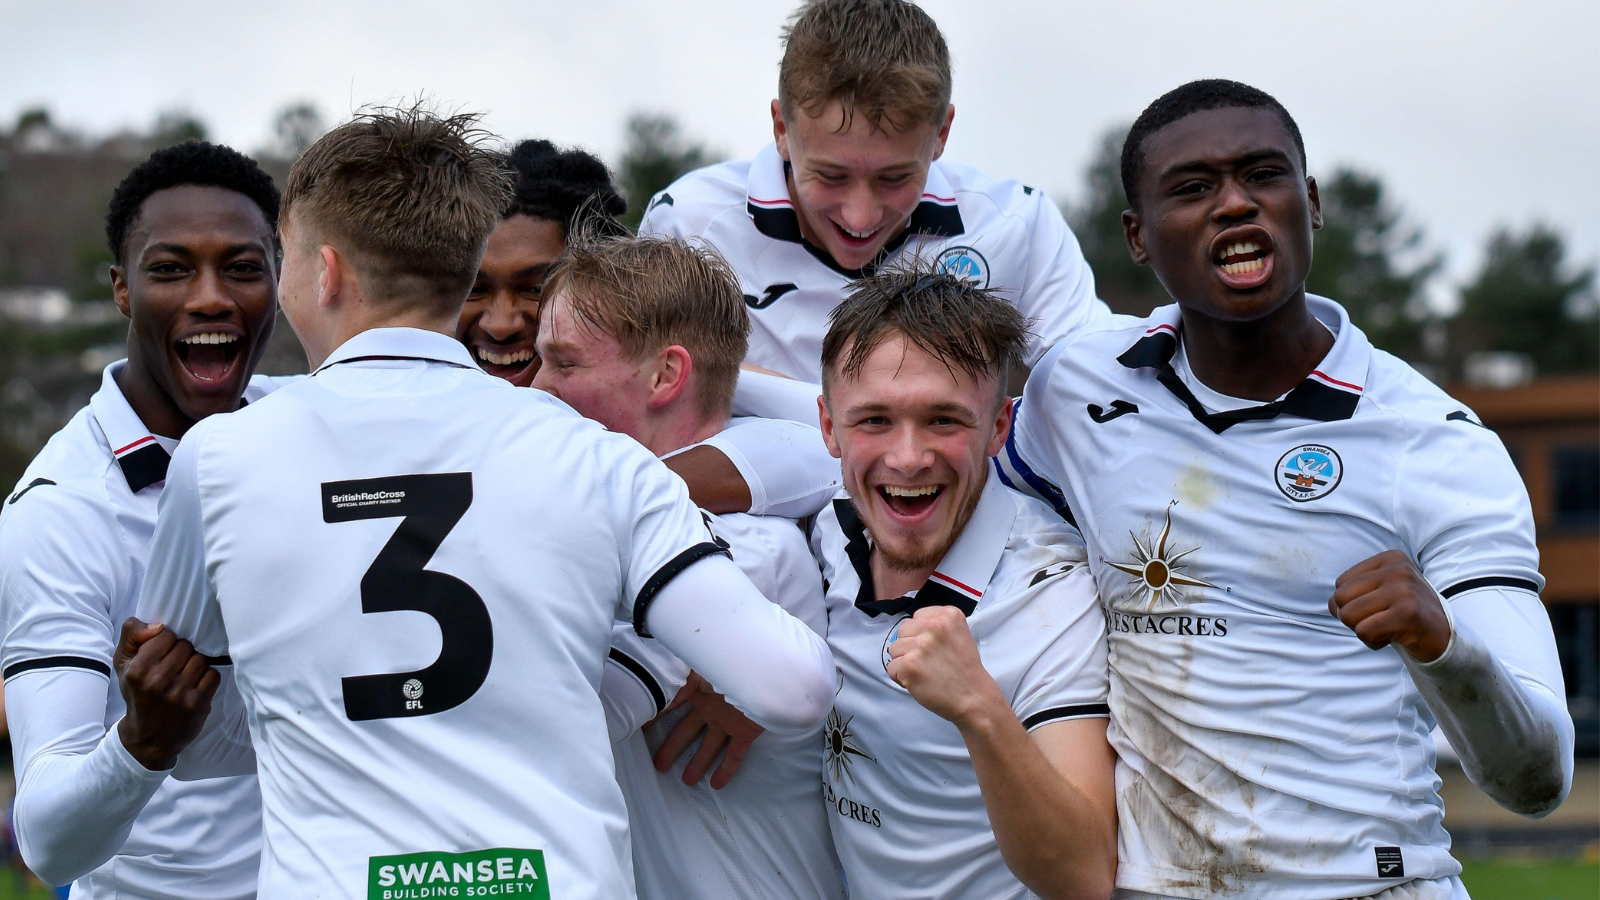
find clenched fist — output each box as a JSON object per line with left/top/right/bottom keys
{"left": 885, "top": 606, "right": 1007, "bottom": 727}
{"left": 1329, "top": 550, "right": 1452, "bottom": 663}
{"left": 114, "top": 618, "right": 220, "bottom": 771}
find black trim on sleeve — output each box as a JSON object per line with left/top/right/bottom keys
{"left": 607, "top": 649, "right": 667, "bottom": 715}
{"left": 1440, "top": 576, "right": 1541, "bottom": 599}
{"left": 632, "top": 541, "right": 731, "bottom": 638}
{"left": 3, "top": 655, "right": 112, "bottom": 680}
{"left": 204, "top": 654, "right": 233, "bottom": 666}
{"left": 1023, "top": 703, "right": 1111, "bottom": 730}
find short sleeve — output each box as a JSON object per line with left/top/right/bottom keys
{"left": 0, "top": 480, "right": 124, "bottom": 675}
{"left": 1009, "top": 562, "right": 1110, "bottom": 731}
{"left": 1013, "top": 192, "right": 1110, "bottom": 366}
{"left": 1394, "top": 414, "right": 1544, "bottom": 600}
{"left": 699, "top": 417, "right": 839, "bottom": 519}
{"left": 637, "top": 189, "right": 686, "bottom": 240}
{"left": 607, "top": 437, "right": 727, "bottom": 632}
{"left": 0, "top": 486, "right": 124, "bottom": 679}
{"left": 136, "top": 426, "right": 229, "bottom": 657}
{"left": 607, "top": 621, "right": 690, "bottom": 723}
{"left": 994, "top": 351, "right": 1074, "bottom": 514}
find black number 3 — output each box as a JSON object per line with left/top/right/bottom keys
{"left": 321, "top": 473, "right": 492, "bottom": 721}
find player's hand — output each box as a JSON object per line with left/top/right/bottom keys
{"left": 114, "top": 617, "right": 220, "bottom": 771}
{"left": 653, "top": 672, "right": 764, "bottom": 789}
{"left": 1329, "top": 550, "right": 1452, "bottom": 663}
{"left": 885, "top": 606, "right": 1007, "bottom": 727}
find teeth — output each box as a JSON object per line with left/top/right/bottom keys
{"left": 1216, "top": 241, "right": 1263, "bottom": 263}
{"left": 1220, "top": 259, "right": 1266, "bottom": 276}
{"left": 180, "top": 333, "right": 238, "bottom": 345}
{"left": 477, "top": 347, "right": 534, "bottom": 366}
{"left": 840, "top": 225, "right": 875, "bottom": 239}
{"left": 882, "top": 485, "right": 939, "bottom": 497}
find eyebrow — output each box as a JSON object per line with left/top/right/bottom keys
{"left": 1159, "top": 149, "right": 1290, "bottom": 179}
{"left": 141, "top": 241, "right": 266, "bottom": 261}
{"left": 845, "top": 400, "right": 978, "bottom": 418}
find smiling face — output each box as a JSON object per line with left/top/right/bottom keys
{"left": 531, "top": 287, "right": 653, "bottom": 438}
{"left": 820, "top": 333, "right": 1010, "bottom": 572}
{"left": 774, "top": 99, "right": 952, "bottom": 271}
{"left": 458, "top": 214, "right": 566, "bottom": 386}
{"left": 111, "top": 184, "right": 277, "bottom": 433}
{"left": 1123, "top": 106, "right": 1322, "bottom": 324}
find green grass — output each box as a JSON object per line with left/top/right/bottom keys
{"left": 0, "top": 875, "right": 53, "bottom": 900}
{"left": 1461, "top": 856, "right": 1599, "bottom": 900}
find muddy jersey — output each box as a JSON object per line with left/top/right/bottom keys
{"left": 1000, "top": 296, "right": 1543, "bottom": 899}
{"left": 639, "top": 142, "right": 1107, "bottom": 382}
{"left": 811, "top": 475, "right": 1108, "bottom": 900}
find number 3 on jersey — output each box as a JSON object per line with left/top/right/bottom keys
{"left": 322, "top": 473, "right": 492, "bottom": 721}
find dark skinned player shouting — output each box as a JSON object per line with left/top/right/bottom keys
{"left": 997, "top": 80, "right": 1571, "bottom": 900}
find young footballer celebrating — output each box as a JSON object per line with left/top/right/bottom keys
{"left": 529, "top": 234, "right": 844, "bottom": 900}
{"left": 999, "top": 80, "right": 1572, "bottom": 899}
{"left": 0, "top": 142, "right": 284, "bottom": 898}
{"left": 460, "top": 139, "right": 626, "bottom": 386}
{"left": 640, "top": 0, "right": 1107, "bottom": 382}
{"left": 810, "top": 269, "right": 1116, "bottom": 900}
{"left": 129, "top": 107, "right": 834, "bottom": 900}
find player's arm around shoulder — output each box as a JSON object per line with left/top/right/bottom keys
{"left": 886, "top": 525, "right": 1115, "bottom": 900}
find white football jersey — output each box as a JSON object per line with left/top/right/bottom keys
{"left": 639, "top": 143, "right": 1108, "bottom": 381}
{"left": 0, "top": 362, "right": 282, "bottom": 900}
{"left": 611, "top": 506, "right": 843, "bottom": 900}
{"left": 1000, "top": 296, "right": 1543, "bottom": 899}
{"left": 137, "top": 328, "right": 724, "bottom": 900}
{"left": 811, "top": 474, "right": 1109, "bottom": 900}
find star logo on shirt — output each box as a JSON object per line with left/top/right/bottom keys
{"left": 1107, "top": 501, "right": 1217, "bottom": 610}
{"left": 823, "top": 708, "right": 876, "bottom": 784}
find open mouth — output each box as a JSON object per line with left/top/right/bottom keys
{"left": 174, "top": 331, "right": 244, "bottom": 387}
{"left": 473, "top": 344, "right": 539, "bottom": 385}
{"left": 1212, "top": 236, "right": 1274, "bottom": 289}
{"left": 877, "top": 484, "right": 943, "bottom": 520}
{"left": 831, "top": 220, "right": 884, "bottom": 248}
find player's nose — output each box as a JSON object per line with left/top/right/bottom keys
{"left": 478, "top": 293, "right": 527, "bottom": 340}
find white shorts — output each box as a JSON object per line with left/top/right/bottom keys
{"left": 1113, "top": 875, "right": 1469, "bottom": 900}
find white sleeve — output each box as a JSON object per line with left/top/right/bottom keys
{"left": 696, "top": 417, "right": 840, "bottom": 519}
{"left": 601, "top": 622, "right": 689, "bottom": 743}
{"left": 7, "top": 669, "right": 167, "bottom": 886}
{"left": 136, "top": 430, "right": 228, "bottom": 658}
{"left": 993, "top": 365, "right": 1073, "bottom": 516}
{"left": 642, "top": 553, "right": 833, "bottom": 735}
{"left": 637, "top": 189, "right": 687, "bottom": 239}
{"left": 1401, "top": 586, "right": 1573, "bottom": 817}
{"left": 1012, "top": 190, "right": 1110, "bottom": 366}
{"left": 731, "top": 369, "right": 824, "bottom": 425}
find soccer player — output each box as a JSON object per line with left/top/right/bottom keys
{"left": 998, "top": 80, "right": 1573, "bottom": 899}
{"left": 640, "top": 0, "right": 1107, "bottom": 382}
{"left": 810, "top": 268, "right": 1117, "bottom": 900}
{"left": 129, "top": 107, "right": 834, "bottom": 900}
{"left": 0, "top": 141, "right": 283, "bottom": 898}
{"left": 458, "top": 140, "right": 838, "bottom": 518}
{"left": 460, "top": 139, "right": 626, "bottom": 386}
{"left": 529, "top": 233, "right": 843, "bottom": 900}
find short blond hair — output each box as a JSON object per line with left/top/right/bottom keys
{"left": 281, "top": 104, "right": 511, "bottom": 312}
{"left": 779, "top": 0, "right": 951, "bottom": 132}
{"left": 543, "top": 233, "right": 751, "bottom": 418}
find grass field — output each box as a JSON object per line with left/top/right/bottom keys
{"left": 0, "top": 856, "right": 1589, "bottom": 898}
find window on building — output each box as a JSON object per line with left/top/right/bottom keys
{"left": 1552, "top": 445, "right": 1600, "bottom": 531}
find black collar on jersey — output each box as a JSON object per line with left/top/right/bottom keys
{"left": 117, "top": 443, "right": 170, "bottom": 493}
{"left": 312, "top": 354, "right": 476, "bottom": 375}
{"left": 1117, "top": 328, "right": 1359, "bottom": 434}
{"left": 746, "top": 164, "right": 965, "bottom": 279}
{"left": 833, "top": 498, "right": 977, "bottom": 618}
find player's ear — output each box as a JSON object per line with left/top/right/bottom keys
{"left": 817, "top": 393, "right": 842, "bottom": 460}
{"left": 931, "top": 104, "right": 954, "bottom": 160}
{"left": 317, "top": 245, "right": 341, "bottom": 310}
{"left": 647, "top": 345, "right": 693, "bottom": 409}
{"left": 111, "top": 264, "right": 131, "bottom": 318}
{"left": 987, "top": 394, "right": 1013, "bottom": 458}
{"left": 1306, "top": 175, "right": 1323, "bottom": 232}
{"left": 1123, "top": 209, "right": 1150, "bottom": 266}
{"left": 772, "top": 100, "right": 790, "bottom": 161}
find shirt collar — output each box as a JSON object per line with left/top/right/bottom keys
{"left": 744, "top": 142, "right": 966, "bottom": 278}
{"left": 312, "top": 327, "right": 480, "bottom": 376}
{"left": 834, "top": 472, "right": 1017, "bottom": 618}
{"left": 89, "top": 361, "right": 173, "bottom": 493}
{"left": 1115, "top": 294, "right": 1370, "bottom": 434}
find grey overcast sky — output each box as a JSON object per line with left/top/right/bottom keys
{"left": 3, "top": 0, "right": 1595, "bottom": 290}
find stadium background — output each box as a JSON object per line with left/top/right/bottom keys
{"left": 0, "top": 1, "right": 1594, "bottom": 897}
